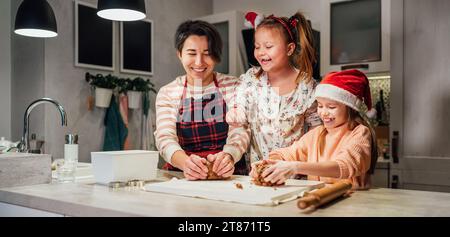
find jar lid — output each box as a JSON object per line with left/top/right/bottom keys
{"left": 65, "top": 134, "right": 78, "bottom": 144}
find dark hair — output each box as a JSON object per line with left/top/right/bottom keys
{"left": 256, "top": 12, "right": 316, "bottom": 83}
{"left": 174, "top": 20, "right": 222, "bottom": 63}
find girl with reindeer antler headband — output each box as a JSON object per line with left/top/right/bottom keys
{"left": 227, "top": 11, "right": 322, "bottom": 166}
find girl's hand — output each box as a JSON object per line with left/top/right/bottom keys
{"left": 262, "top": 160, "right": 299, "bottom": 185}
{"left": 249, "top": 160, "right": 265, "bottom": 179}
{"left": 183, "top": 154, "right": 208, "bottom": 180}
{"left": 207, "top": 152, "right": 235, "bottom": 178}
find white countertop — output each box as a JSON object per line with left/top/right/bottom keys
{"left": 1, "top": 170, "right": 450, "bottom": 216}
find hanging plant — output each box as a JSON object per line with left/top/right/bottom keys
{"left": 84, "top": 72, "right": 157, "bottom": 109}
{"left": 85, "top": 72, "right": 118, "bottom": 108}
{"left": 124, "top": 77, "right": 152, "bottom": 109}
{"left": 85, "top": 72, "right": 117, "bottom": 89}
{"left": 131, "top": 77, "right": 157, "bottom": 93}
{"left": 116, "top": 78, "right": 133, "bottom": 94}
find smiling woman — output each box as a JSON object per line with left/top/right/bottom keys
{"left": 154, "top": 20, "right": 250, "bottom": 181}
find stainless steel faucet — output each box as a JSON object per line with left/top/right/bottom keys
{"left": 18, "top": 98, "right": 67, "bottom": 153}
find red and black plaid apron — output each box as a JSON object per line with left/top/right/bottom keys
{"left": 163, "top": 75, "right": 248, "bottom": 175}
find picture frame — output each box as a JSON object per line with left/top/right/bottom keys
{"left": 74, "top": 0, "right": 115, "bottom": 71}
{"left": 120, "top": 19, "right": 154, "bottom": 76}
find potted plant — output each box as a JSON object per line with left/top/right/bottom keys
{"left": 85, "top": 73, "right": 117, "bottom": 108}
{"left": 127, "top": 77, "right": 156, "bottom": 109}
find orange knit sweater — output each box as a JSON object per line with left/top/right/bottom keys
{"left": 269, "top": 123, "right": 372, "bottom": 189}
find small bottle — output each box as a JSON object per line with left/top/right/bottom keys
{"left": 58, "top": 134, "right": 78, "bottom": 183}
{"left": 64, "top": 134, "right": 78, "bottom": 164}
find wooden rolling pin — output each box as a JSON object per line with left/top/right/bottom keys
{"left": 298, "top": 180, "right": 352, "bottom": 210}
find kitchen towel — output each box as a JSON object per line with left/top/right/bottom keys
{"left": 103, "top": 95, "right": 128, "bottom": 151}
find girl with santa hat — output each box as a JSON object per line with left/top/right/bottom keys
{"left": 250, "top": 70, "right": 378, "bottom": 189}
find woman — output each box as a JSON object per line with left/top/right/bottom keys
{"left": 155, "top": 20, "right": 249, "bottom": 180}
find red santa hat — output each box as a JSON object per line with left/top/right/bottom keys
{"left": 315, "top": 69, "right": 376, "bottom": 118}
{"left": 244, "top": 11, "right": 263, "bottom": 28}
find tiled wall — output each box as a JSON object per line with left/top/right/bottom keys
{"left": 368, "top": 74, "right": 390, "bottom": 125}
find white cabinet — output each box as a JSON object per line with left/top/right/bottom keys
{"left": 390, "top": 0, "right": 450, "bottom": 192}
{"left": 372, "top": 161, "right": 390, "bottom": 188}
{"left": 0, "top": 202, "right": 63, "bottom": 217}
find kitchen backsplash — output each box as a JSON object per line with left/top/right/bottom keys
{"left": 368, "top": 73, "right": 390, "bottom": 125}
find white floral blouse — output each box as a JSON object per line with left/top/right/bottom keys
{"left": 228, "top": 67, "right": 322, "bottom": 164}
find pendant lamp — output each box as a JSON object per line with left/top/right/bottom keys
{"left": 97, "top": 0, "right": 146, "bottom": 21}
{"left": 14, "top": 0, "right": 58, "bottom": 38}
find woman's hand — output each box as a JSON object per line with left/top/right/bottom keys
{"left": 207, "top": 152, "right": 235, "bottom": 178}
{"left": 183, "top": 154, "right": 208, "bottom": 180}
{"left": 262, "top": 160, "right": 300, "bottom": 185}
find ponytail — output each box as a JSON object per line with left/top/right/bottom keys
{"left": 290, "top": 12, "right": 316, "bottom": 83}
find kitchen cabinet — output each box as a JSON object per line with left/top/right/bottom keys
{"left": 372, "top": 160, "right": 390, "bottom": 188}
{"left": 2, "top": 170, "right": 450, "bottom": 216}
{"left": 390, "top": 0, "right": 450, "bottom": 192}
{"left": 0, "top": 202, "right": 63, "bottom": 217}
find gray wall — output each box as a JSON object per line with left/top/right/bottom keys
{"left": 213, "top": 0, "right": 321, "bottom": 30}
{"left": 11, "top": 0, "right": 46, "bottom": 145}
{"left": 0, "top": 0, "right": 11, "bottom": 140}
{"left": 10, "top": 0, "right": 212, "bottom": 162}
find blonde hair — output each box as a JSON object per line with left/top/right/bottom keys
{"left": 255, "top": 12, "right": 316, "bottom": 84}
{"left": 318, "top": 107, "right": 378, "bottom": 174}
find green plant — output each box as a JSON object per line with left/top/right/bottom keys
{"left": 85, "top": 72, "right": 117, "bottom": 89}
{"left": 116, "top": 78, "right": 133, "bottom": 93}
{"left": 130, "top": 77, "right": 157, "bottom": 93}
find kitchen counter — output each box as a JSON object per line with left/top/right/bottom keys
{"left": 1, "top": 170, "right": 450, "bottom": 217}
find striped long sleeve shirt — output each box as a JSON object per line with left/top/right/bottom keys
{"left": 154, "top": 73, "right": 250, "bottom": 165}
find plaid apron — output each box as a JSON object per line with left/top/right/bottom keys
{"left": 163, "top": 75, "right": 248, "bottom": 175}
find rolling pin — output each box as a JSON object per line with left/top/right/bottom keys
{"left": 297, "top": 180, "right": 352, "bottom": 210}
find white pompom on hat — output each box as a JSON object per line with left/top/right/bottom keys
{"left": 315, "top": 69, "right": 376, "bottom": 118}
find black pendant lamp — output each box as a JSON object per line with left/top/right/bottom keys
{"left": 14, "top": 0, "right": 57, "bottom": 38}
{"left": 97, "top": 0, "right": 146, "bottom": 21}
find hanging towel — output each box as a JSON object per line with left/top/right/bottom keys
{"left": 119, "top": 93, "right": 132, "bottom": 150}
{"left": 103, "top": 95, "right": 128, "bottom": 151}
{"left": 141, "top": 91, "right": 156, "bottom": 150}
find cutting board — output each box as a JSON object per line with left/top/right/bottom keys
{"left": 143, "top": 175, "right": 324, "bottom": 206}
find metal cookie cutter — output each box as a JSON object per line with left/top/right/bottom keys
{"left": 108, "top": 181, "right": 126, "bottom": 189}
{"left": 126, "top": 179, "right": 146, "bottom": 188}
